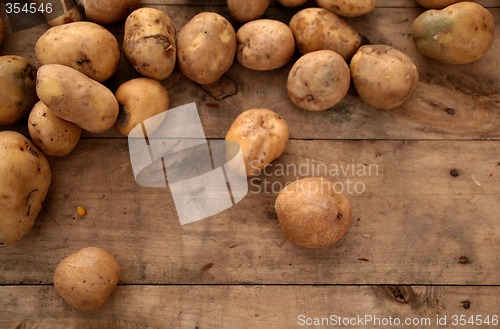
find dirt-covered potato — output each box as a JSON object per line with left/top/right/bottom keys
{"left": 278, "top": 0, "right": 308, "bottom": 7}
{"left": 54, "top": 247, "right": 120, "bottom": 312}
{"left": 0, "top": 56, "right": 38, "bottom": 125}
{"left": 415, "top": 0, "right": 463, "bottom": 9}
{"left": 226, "top": 109, "right": 289, "bottom": 176}
{"left": 28, "top": 101, "right": 82, "bottom": 156}
{"left": 0, "top": 131, "right": 51, "bottom": 244}
{"left": 317, "top": 0, "right": 377, "bottom": 17}
{"left": 36, "top": 64, "right": 119, "bottom": 133}
{"left": 37, "top": 0, "right": 82, "bottom": 26}
{"left": 115, "top": 78, "right": 169, "bottom": 136}
{"left": 275, "top": 177, "right": 352, "bottom": 249}
{"left": 35, "top": 22, "right": 120, "bottom": 82}
{"left": 177, "top": 12, "right": 236, "bottom": 85}
{"left": 350, "top": 45, "right": 419, "bottom": 110}
{"left": 227, "top": 0, "right": 269, "bottom": 23}
{"left": 289, "top": 8, "right": 362, "bottom": 60}
{"left": 77, "top": 0, "right": 139, "bottom": 24}
{"left": 124, "top": 8, "right": 176, "bottom": 80}
{"left": 287, "top": 50, "right": 350, "bottom": 111}
{"left": 237, "top": 19, "right": 295, "bottom": 71}
{"left": 411, "top": 2, "right": 495, "bottom": 64}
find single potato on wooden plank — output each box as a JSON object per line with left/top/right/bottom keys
{"left": 0, "top": 131, "right": 51, "bottom": 244}
{"left": 35, "top": 22, "right": 120, "bottom": 82}
{"left": 36, "top": 64, "right": 119, "bottom": 133}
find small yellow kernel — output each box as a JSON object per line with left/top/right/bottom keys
{"left": 76, "top": 206, "right": 86, "bottom": 218}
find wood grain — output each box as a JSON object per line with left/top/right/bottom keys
{"left": 0, "top": 139, "right": 498, "bottom": 285}
{"left": 1, "top": 285, "right": 499, "bottom": 328}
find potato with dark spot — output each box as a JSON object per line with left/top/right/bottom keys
{"left": 287, "top": 50, "right": 350, "bottom": 111}
{"left": 227, "top": 0, "right": 269, "bottom": 23}
{"left": 226, "top": 109, "right": 289, "bottom": 176}
{"left": 35, "top": 22, "right": 120, "bottom": 82}
{"left": 124, "top": 8, "right": 176, "bottom": 80}
{"left": 36, "top": 64, "right": 119, "bottom": 133}
{"left": 237, "top": 19, "right": 295, "bottom": 71}
{"left": 289, "top": 7, "right": 362, "bottom": 60}
{"left": 411, "top": 2, "right": 495, "bottom": 64}
{"left": 0, "top": 56, "right": 38, "bottom": 125}
{"left": 275, "top": 177, "right": 352, "bottom": 249}
{"left": 177, "top": 12, "right": 236, "bottom": 85}
{"left": 28, "top": 101, "right": 82, "bottom": 156}
{"left": 0, "top": 131, "right": 51, "bottom": 244}
{"left": 54, "top": 247, "right": 120, "bottom": 312}
{"left": 77, "top": 0, "right": 139, "bottom": 24}
{"left": 350, "top": 45, "right": 419, "bottom": 110}
{"left": 317, "top": 0, "right": 377, "bottom": 17}
{"left": 115, "top": 78, "right": 169, "bottom": 136}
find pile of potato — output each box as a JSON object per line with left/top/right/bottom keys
{"left": 0, "top": 0, "right": 496, "bottom": 311}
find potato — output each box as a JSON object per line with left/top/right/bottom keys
{"left": 287, "top": 50, "right": 350, "bottom": 112}
{"left": 226, "top": 109, "right": 289, "bottom": 176}
{"left": 278, "top": 0, "right": 308, "bottom": 7}
{"left": 28, "top": 101, "right": 82, "bottom": 156}
{"left": 275, "top": 177, "right": 352, "bottom": 249}
{"left": 37, "top": 0, "right": 82, "bottom": 26}
{"left": 0, "top": 56, "right": 38, "bottom": 125}
{"left": 54, "top": 247, "right": 120, "bottom": 312}
{"left": 289, "top": 8, "right": 362, "bottom": 60}
{"left": 77, "top": 0, "right": 140, "bottom": 24}
{"left": 350, "top": 45, "right": 419, "bottom": 110}
{"left": 415, "top": 0, "right": 464, "bottom": 9}
{"left": 0, "top": 131, "right": 51, "bottom": 244}
{"left": 177, "top": 12, "right": 236, "bottom": 85}
{"left": 317, "top": 0, "right": 377, "bottom": 17}
{"left": 35, "top": 21, "right": 120, "bottom": 82}
{"left": 227, "top": 0, "right": 269, "bottom": 23}
{"left": 115, "top": 78, "right": 169, "bottom": 136}
{"left": 411, "top": 2, "right": 495, "bottom": 64}
{"left": 236, "top": 19, "right": 295, "bottom": 71}
{"left": 36, "top": 64, "right": 119, "bottom": 133}
{"left": 123, "top": 8, "right": 177, "bottom": 80}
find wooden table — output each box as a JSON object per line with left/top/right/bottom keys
{"left": 1, "top": 1, "right": 499, "bottom": 328}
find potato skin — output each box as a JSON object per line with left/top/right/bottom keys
{"left": 287, "top": 50, "right": 350, "bottom": 112}
{"left": 35, "top": 22, "right": 120, "bottom": 82}
{"left": 0, "top": 56, "right": 38, "bottom": 125}
{"left": 177, "top": 12, "right": 236, "bottom": 85}
{"left": 275, "top": 177, "right": 352, "bottom": 249}
{"left": 289, "top": 8, "right": 362, "bottom": 60}
{"left": 317, "top": 0, "right": 377, "bottom": 17}
{"left": 227, "top": 0, "right": 269, "bottom": 23}
{"left": 237, "top": 19, "right": 295, "bottom": 71}
{"left": 115, "top": 78, "right": 169, "bottom": 136}
{"left": 124, "top": 8, "right": 176, "bottom": 80}
{"left": 36, "top": 64, "right": 119, "bottom": 133}
{"left": 0, "top": 131, "right": 51, "bottom": 244}
{"left": 411, "top": 2, "right": 495, "bottom": 64}
{"left": 28, "top": 101, "right": 82, "bottom": 156}
{"left": 350, "top": 45, "right": 419, "bottom": 110}
{"left": 54, "top": 247, "right": 120, "bottom": 312}
{"left": 415, "top": 0, "right": 463, "bottom": 9}
{"left": 226, "top": 109, "right": 289, "bottom": 176}
{"left": 77, "top": 0, "right": 139, "bottom": 24}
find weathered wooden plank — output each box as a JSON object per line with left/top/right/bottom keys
{"left": 1, "top": 7, "right": 499, "bottom": 140}
{"left": 1, "top": 285, "right": 499, "bottom": 329}
{"left": 0, "top": 139, "right": 498, "bottom": 285}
